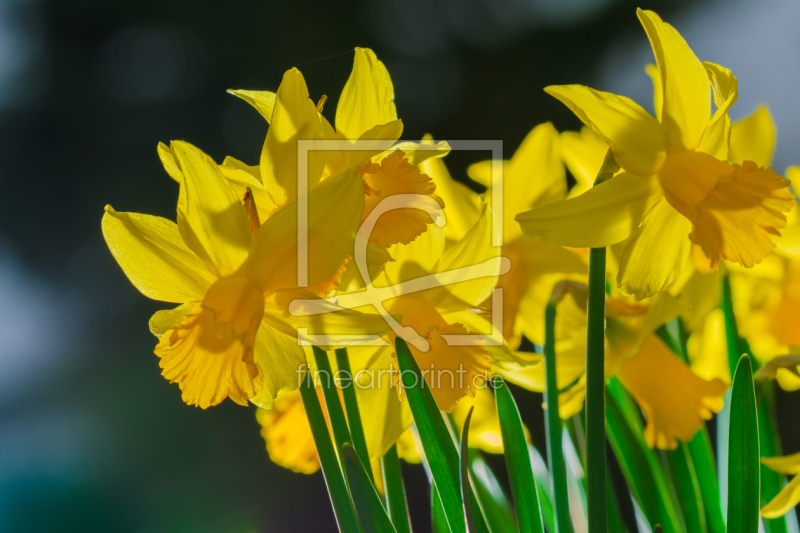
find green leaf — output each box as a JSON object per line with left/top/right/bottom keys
{"left": 342, "top": 443, "right": 397, "bottom": 533}
{"left": 298, "top": 369, "right": 361, "bottom": 533}
{"left": 469, "top": 453, "right": 518, "bottom": 533}
{"left": 336, "top": 348, "right": 374, "bottom": 483}
{"left": 381, "top": 445, "right": 412, "bottom": 533}
{"left": 544, "top": 302, "right": 573, "bottom": 533}
{"left": 313, "top": 346, "right": 353, "bottom": 456}
{"left": 758, "top": 380, "right": 790, "bottom": 533}
{"left": 529, "top": 445, "right": 556, "bottom": 533}
{"left": 687, "top": 429, "right": 726, "bottom": 533}
{"left": 605, "top": 378, "right": 683, "bottom": 533}
{"left": 665, "top": 442, "right": 707, "bottom": 533}
{"left": 586, "top": 246, "right": 608, "bottom": 532}
{"left": 433, "top": 482, "right": 452, "bottom": 533}
{"left": 494, "top": 375, "right": 544, "bottom": 533}
{"left": 727, "top": 354, "right": 760, "bottom": 533}
{"left": 395, "top": 337, "right": 465, "bottom": 532}
{"left": 460, "top": 407, "right": 481, "bottom": 533}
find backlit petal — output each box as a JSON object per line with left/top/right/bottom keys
{"left": 336, "top": 48, "right": 397, "bottom": 141}
{"left": 618, "top": 334, "right": 727, "bottom": 449}
{"left": 149, "top": 302, "right": 197, "bottom": 337}
{"left": 762, "top": 452, "right": 800, "bottom": 475}
{"left": 696, "top": 62, "right": 738, "bottom": 160}
{"left": 256, "top": 389, "right": 321, "bottom": 474}
{"left": 516, "top": 172, "right": 663, "bottom": 248}
{"left": 102, "top": 206, "right": 214, "bottom": 303}
{"left": 761, "top": 473, "right": 800, "bottom": 518}
{"left": 545, "top": 84, "right": 665, "bottom": 176}
{"left": 250, "top": 321, "right": 309, "bottom": 410}
{"left": 730, "top": 105, "right": 776, "bottom": 167}
{"left": 228, "top": 89, "right": 276, "bottom": 123}
{"left": 638, "top": 9, "right": 711, "bottom": 151}
{"left": 560, "top": 127, "right": 609, "bottom": 197}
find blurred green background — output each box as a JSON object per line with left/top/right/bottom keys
{"left": 2, "top": 0, "right": 799, "bottom": 530}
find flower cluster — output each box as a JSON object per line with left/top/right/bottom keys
{"left": 103, "top": 9, "right": 800, "bottom": 521}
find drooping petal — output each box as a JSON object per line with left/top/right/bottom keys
{"left": 248, "top": 168, "right": 365, "bottom": 292}
{"left": 516, "top": 172, "right": 663, "bottom": 248}
{"left": 260, "top": 68, "right": 323, "bottom": 208}
{"left": 172, "top": 141, "right": 252, "bottom": 278}
{"left": 730, "top": 105, "right": 777, "bottom": 167}
{"left": 658, "top": 151, "right": 795, "bottom": 267}
{"left": 560, "top": 127, "right": 609, "bottom": 197}
{"left": 336, "top": 48, "right": 397, "bottom": 141}
{"left": 761, "top": 473, "right": 800, "bottom": 518}
{"left": 361, "top": 150, "right": 443, "bottom": 247}
{"left": 102, "top": 206, "right": 214, "bottom": 303}
{"left": 256, "top": 389, "right": 321, "bottom": 474}
{"left": 637, "top": 9, "right": 711, "bottom": 151}
{"left": 616, "top": 198, "right": 692, "bottom": 300}
{"left": 617, "top": 334, "right": 727, "bottom": 449}
{"left": 545, "top": 84, "right": 665, "bottom": 176}
{"left": 762, "top": 452, "right": 800, "bottom": 475}
{"left": 228, "top": 89, "right": 277, "bottom": 123}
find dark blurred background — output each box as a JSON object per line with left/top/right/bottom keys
{"left": 1, "top": 0, "right": 799, "bottom": 531}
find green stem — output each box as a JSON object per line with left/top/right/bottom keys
{"left": 299, "top": 368, "right": 361, "bottom": 532}
{"left": 381, "top": 445, "right": 411, "bottom": 533}
{"left": 335, "top": 348, "right": 373, "bottom": 483}
{"left": 545, "top": 302, "right": 572, "bottom": 533}
{"left": 313, "top": 346, "right": 353, "bottom": 457}
{"left": 586, "top": 247, "right": 607, "bottom": 532}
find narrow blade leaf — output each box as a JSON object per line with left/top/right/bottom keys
{"left": 342, "top": 443, "right": 398, "bottom": 533}
{"left": 381, "top": 444, "right": 412, "bottom": 533}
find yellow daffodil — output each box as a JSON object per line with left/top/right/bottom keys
{"left": 503, "top": 284, "right": 727, "bottom": 450}
{"left": 761, "top": 452, "right": 800, "bottom": 518}
{"left": 104, "top": 141, "right": 387, "bottom": 409}
{"left": 436, "top": 123, "right": 588, "bottom": 350}
{"left": 224, "top": 48, "right": 444, "bottom": 253}
{"left": 516, "top": 9, "right": 794, "bottom": 300}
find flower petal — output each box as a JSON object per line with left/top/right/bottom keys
{"left": 637, "top": 9, "right": 711, "bottom": 151}
{"left": 516, "top": 172, "right": 663, "bottom": 248}
{"left": 560, "top": 127, "right": 609, "bottom": 197}
{"left": 228, "top": 89, "right": 276, "bottom": 123}
{"left": 696, "top": 62, "right": 738, "bottom": 160}
{"left": 256, "top": 389, "right": 321, "bottom": 474}
{"left": 102, "top": 206, "right": 214, "bottom": 303}
{"left": 250, "top": 321, "right": 309, "bottom": 409}
{"left": 172, "top": 141, "right": 251, "bottom": 278}
{"left": 545, "top": 84, "right": 665, "bottom": 176}
{"left": 336, "top": 48, "right": 397, "bottom": 141}
{"left": 260, "top": 68, "right": 323, "bottom": 208}
{"left": 617, "top": 334, "right": 727, "bottom": 449}
{"left": 149, "top": 302, "right": 198, "bottom": 337}
{"left": 761, "top": 472, "right": 800, "bottom": 518}
{"left": 762, "top": 452, "right": 800, "bottom": 475}
{"left": 730, "top": 105, "right": 776, "bottom": 167}
{"left": 616, "top": 198, "right": 692, "bottom": 300}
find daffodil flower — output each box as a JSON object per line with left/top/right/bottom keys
{"left": 516, "top": 9, "right": 794, "bottom": 300}
{"left": 761, "top": 452, "right": 800, "bottom": 518}
{"left": 103, "top": 141, "right": 387, "bottom": 409}
{"left": 432, "top": 123, "right": 587, "bottom": 350}
{"left": 502, "top": 285, "right": 727, "bottom": 450}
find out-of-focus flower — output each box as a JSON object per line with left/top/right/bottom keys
{"left": 516, "top": 9, "right": 794, "bottom": 301}
{"left": 504, "top": 284, "right": 727, "bottom": 450}
{"left": 761, "top": 452, "right": 800, "bottom": 518}
{"left": 103, "top": 141, "right": 387, "bottom": 409}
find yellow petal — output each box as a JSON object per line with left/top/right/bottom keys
{"left": 361, "top": 150, "right": 443, "bottom": 248}
{"left": 219, "top": 157, "right": 278, "bottom": 220}
{"left": 696, "top": 62, "right": 738, "bottom": 160}
{"left": 560, "top": 127, "right": 609, "bottom": 197}
{"left": 256, "top": 389, "right": 321, "bottom": 474}
{"left": 762, "top": 452, "right": 800, "bottom": 475}
{"left": 392, "top": 137, "right": 451, "bottom": 166}
{"left": 645, "top": 64, "right": 663, "bottom": 122}
{"left": 616, "top": 198, "right": 692, "bottom": 300}
{"left": 102, "top": 206, "right": 214, "bottom": 303}
{"left": 172, "top": 141, "right": 251, "bottom": 278}
{"left": 516, "top": 172, "right": 663, "bottom": 248}
{"left": 248, "top": 169, "right": 365, "bottom": 292}
{"left": 559, "top": 374, "right": 586, "bottom": 419}
{"left": 419, "top": 135, "right": 480, "bottom": 242}
{"left": 156, "top": 281, "right": 265, "bottom": 408}
{"left": 637, "top": 9, "right": 711, "bottom": 151}
{"left": 250, "top": 321, "right": 309, "bottom": 410}
{"left": 395, "top": 428, "right": 423, "bottom": 463}
{"left": 336, "top": 48, "right": 397, "bottom": 141}
{"left": 450, "top": 387, "right": 509, "bottom": 454}
{"left": 761, "top": 473, "right": 800, "bottom": 518}
{"left": 149, "top": 302, "right": 197, "bottom": 337}
{"left": 228, "top": 89, "right": 276, "bottom": 123}
{"left": 466, "top": 160, "right": 507, "bottom": 190}
{"left": 260, "top": 68, "right": 323, "bottom": 208}
{"left": 382, "top": 218, "right": 445, "bottom": 287}
{"left": 658, "top": 151, "right": 795, "bottom": 267}
{"left": 617, "top": 335, "right": 727, "bottom": 449}
{"left": 158, "top": 142, "right": 183, "bottom": 182}
{"left": 686, "top": 308, "right": 731, "bottom": 384}
{"left": 730, "top": 105, "right": 776, "bottom": 167}
{"left": 544, "top": 84, "right": 665, "bottom": 176}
